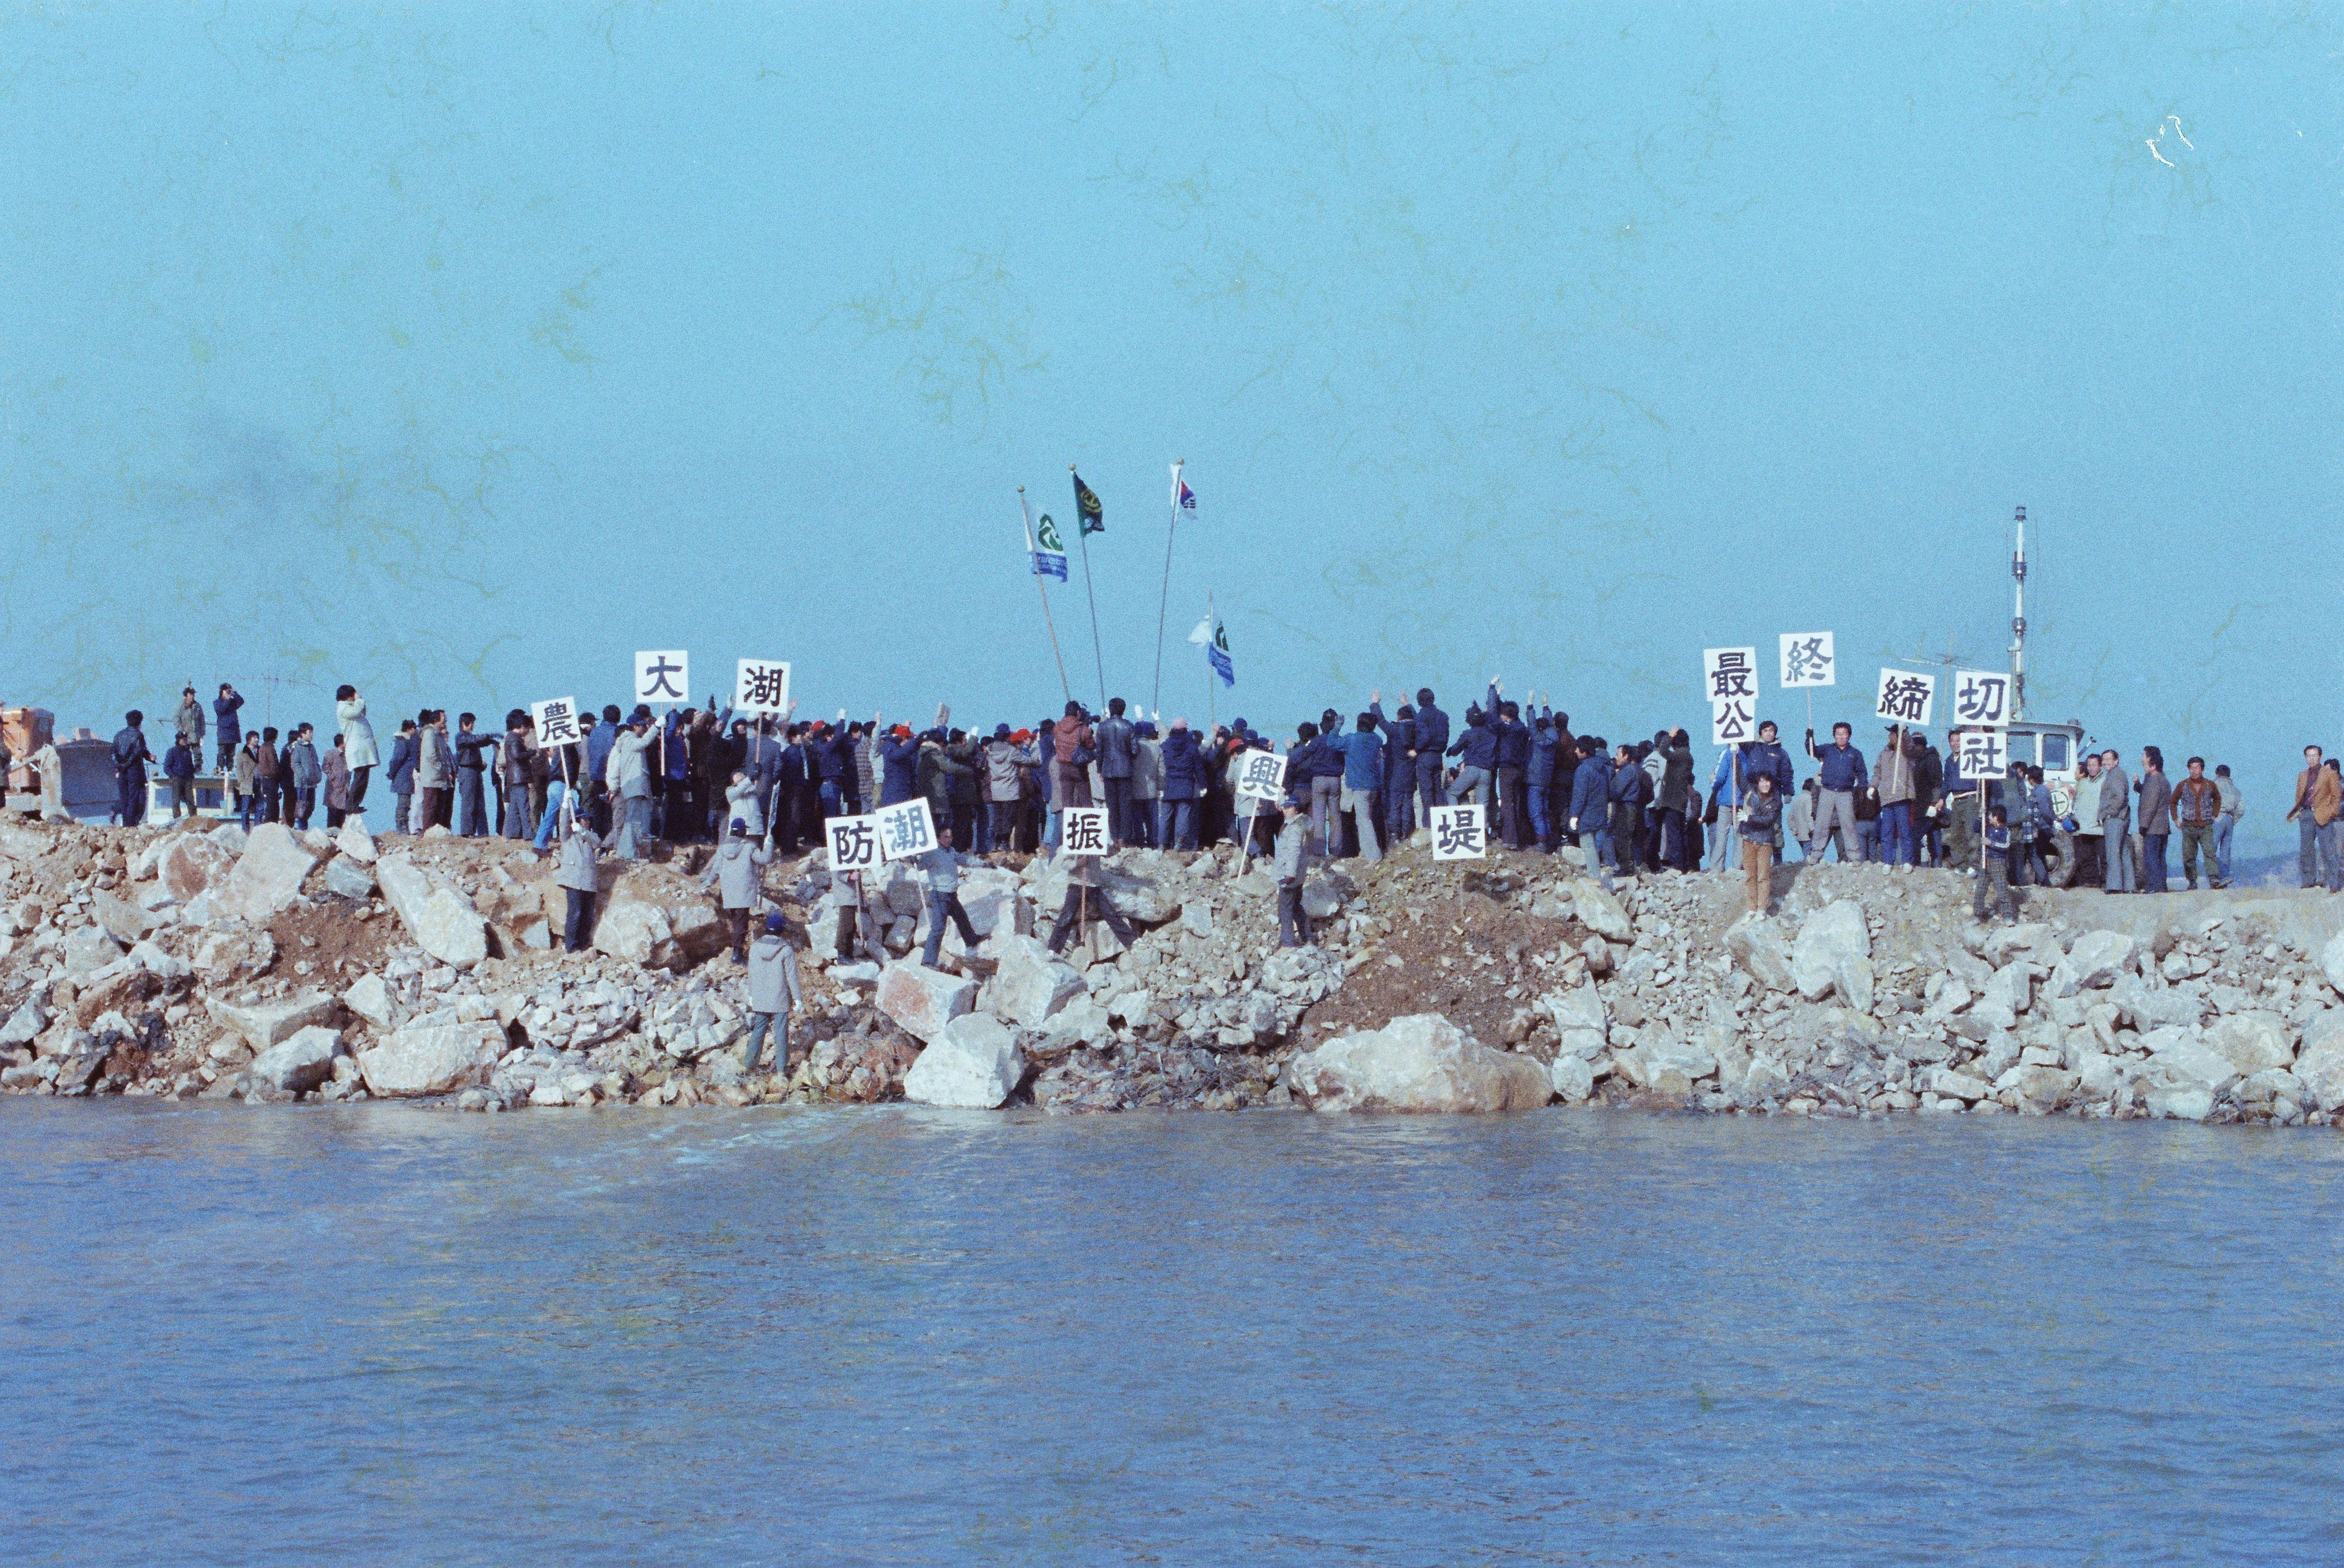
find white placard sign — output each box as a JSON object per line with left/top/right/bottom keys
{"left": 1703, "top": 645, "right": 1759, "bottom": 703}
{"left": 1951, "top": 669, "right": 2012, "bottom": 729}
{"left": 1953, "top": 729, "right": 2009, "bottom": 780}
{"left": 1429, "top": 804, "right": 1487, "bottom": 861}
{"left": 1779, "top": 631, "right": 1836, "bottom": 689}
{"left": 530, "top": 697, "right": 582, "bottom": 748}
{"left": 875, "top": 797, "right": 938, "bottom": 861}
{"left": 736, "top": 659, "right": 791, "bottom": 717}
{"left": 1060, "top": 805, "right": 1111, "bottom": 858}
{"left": 633, "top": 649, "right": 690, "bottom": 707}
{"left": 826, "top": 813, "right": 880, "bottom": 872}
{"left": 1232, "top": 748, "right": 1287, "bottom": 802}
{"left": 1874, "top": 668, "right": 1936, "bottom": 728}
{"left": 1710, "top": 696, "right": 1755, "bottom": 748}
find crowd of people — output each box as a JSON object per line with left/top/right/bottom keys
{"left": 49, "top": 675, "right": 2334, "bottom": 938}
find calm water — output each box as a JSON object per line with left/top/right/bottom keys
{"left": 5, "top": 1104, "right": 2340, "bottom": 1566}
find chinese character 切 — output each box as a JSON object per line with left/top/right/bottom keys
{"left": 1955, "top": 674, "right": 2007, "bottom": 724}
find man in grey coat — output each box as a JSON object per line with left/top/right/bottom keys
{"left": 2097, "top": 748, "right": 2134, "bottom": 893}
{"left": 701, "top": 818, "right": 773, "bottom": 962}
{"left": 555, "top": 815, "right": 603, "bottom": 952}
{"left": 1095, "top": 697, "right": 1137, "bottom": 845}
{"left": 742, "top": 912, "right": 804, "bottom": 1074}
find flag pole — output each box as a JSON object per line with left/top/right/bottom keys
{"left": 1072, "top": 464, "right": 1107, "bottom": 709}
{"left": 1019, "top": 488, "right": 1072, "bottom": 703}
{"left": 1152, "top": 459, "right": 1182, "bottom": 715}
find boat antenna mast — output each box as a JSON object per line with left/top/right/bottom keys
{"left": 2009, "top": 505, "right": 2028, "bottom": 723}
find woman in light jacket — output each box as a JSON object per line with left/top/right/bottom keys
{"left": 336, "top": 686, "right": 380, "bottom": 813}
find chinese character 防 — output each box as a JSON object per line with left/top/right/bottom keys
{"left": 1065, "top": 812, "right": 1108, "bottom": 854}
{"left": 882, "top": 809, "right": 931, "bottom": 857}
{"left": 1708, "top": 650, "right": 1755, "bottom": 701}
{"left": 640, "top": 656, "right": 684, "bottom": 701}
{"left": 742, "top": 663, "right": 786, "bottom": 708}
{"left": 1785, "top": 637, "right": 1832, "bottom": 684}
{"left": 1436, "top": 813, "right": 1483, "bottom": 856}
{"left": 831, "top": 820, "right": 873, "bottom": 866}
{"left": 1955, "top": 674, "right": 2008, "bottom": 725}
{"left": 1881, "top": 676, "right": 1931, "bottom": 721}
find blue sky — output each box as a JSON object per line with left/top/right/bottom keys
{"left": 3, "top": 4, "right": 2335, "bottom": 844}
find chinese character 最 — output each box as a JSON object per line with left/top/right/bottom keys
{"left": 1708, "top": 649, "right": 1756, "bottom": 701}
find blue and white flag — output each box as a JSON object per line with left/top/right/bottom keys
{"left": 1190, "top": 596, "right": 1234, "bottom": 688}
{"left": 1023, "top": 498, "right": 1067, "bottom": 581}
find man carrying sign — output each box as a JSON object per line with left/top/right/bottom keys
{"left": 824, "top": 815, "right": 882, "bottom": 963}
{"left": 1046, "top": 805, "right": 1136, "bottom": 956}
{"left": 1273, "top": 794, "right": 1318, "bottom": 948}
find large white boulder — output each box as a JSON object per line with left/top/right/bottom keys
{"left": 2110, "top": 974, "right": 2203, "bottom": 1030}
{"left": 356, "top": 1021, "right": 503, "bottom": 1097}
{"left": 1544, "top": 983, "right": 1609, "bottom": 1060}
{"left": 1286, "top": 1014, "right": 1553, "bottom": 1113}
{"left": 1571, "top": 882, "right": 1634, "bottom": 943}
{"left": 2206, "top": 1011, "right": 2296, "bottom": 1077}
{"left": 249, "top": 1025, "right": 343, "bottom": 1093}
{"left": 1611, "top": 1031, "right": 1719, "bottom": 1095}
{"left": 1548, "top": 1054, "right": 1596, "bottom": 1103}
{"left": 1030, "top": 855, "right": 1179, "bottom": 925}
{"left": 989, "top": 936, "right": 1087, "bottom": 1028}
{"left": 875, "top": 961, "right": 977, "bottom": 1044}
{"left": 214, "top": 823, "right": 319, "bottom": 924}
{"left": 376, "top": 855, "right": 489, "bottom": 969}
{"left": 2289, "top": 1011, "right": 2344, "bottom": 1111}
{"left": 1928, "top": 1066, "right": 1995, "bottom": 1103}
{"left": 903, "top": 1012, "right": 1026, "bottom": 1108}
{"left": 207, "top": 990, "right": 337, "bottom": 1053}
{"left": 2139, "top": 1028, "right": 2239, "bottom": 1094}
{"left": 337, "top": 820, "right": 379, "bottom": 865}
{"left": 1789, "top": 900, "right": 1874, "bottom": 1013}
{"left": 156, "top": 833, "right": 237, "bottom": 904}
{"left": 1724, "top": 913, "right": 1795, "bottom": 992}
{"left": 2052, "top": 930, "right": 2136, "bottom": 999}
{"left": 343, "top": 974, "right": 395, "bottom": 1030}
{"left": 321, "top": 856, "right": 378, "bottom": 900}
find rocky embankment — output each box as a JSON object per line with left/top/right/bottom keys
{"left": 3, "top": 812, "right": 2343, "bottom": 1124}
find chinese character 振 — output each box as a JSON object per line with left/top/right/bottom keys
{"left": 1064, "top": 811, "right": 1108, "bottom": 854}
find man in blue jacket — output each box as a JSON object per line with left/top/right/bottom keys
{"left": 1411, "top": 687, "right": 1449, "bottom": 823}
{"left": 1326, "top": 712, "right": 1387, "bottom": 862}
{"left": 877, "top": 720, "right": 921, "bottom": 806}
{"left": 111, "top": 710, "right": 152, "bottom": 827}
{"left": 1489, "top": 685, "right": 1531, "bottom": 849}
{"left": 1094, "top": 698, "right": 1138, "bottom": 845}
{"left": 1446, "top": 696, "right": 1497, "bottom": 811}
{"left": 1569, "top": 736, "right": 1613, "bottom": 865}
{"left": 213, "top": 683, "right": 245, "bottom": 774}
{"left": 1159, "top": 719, "right": 1205, "bottom": 850}
{"left": 385, "top": 718, "right": 419, "bottom": 834}
{"left": 1803, "top": 720, "right": 1868, "bottom": 862}
{"left": 1368, "top": 693, "right": 1416, "bottom": 849}
{"left": 1527, "top": 703, "right": 1562, "bottom": 853}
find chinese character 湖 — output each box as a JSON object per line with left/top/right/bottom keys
{"left": 741, "top": 663, "right": 786, "bottom": 708}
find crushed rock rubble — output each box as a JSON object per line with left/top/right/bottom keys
{"left": 5, "top": 811, "right": 2344, "bottom": 1127}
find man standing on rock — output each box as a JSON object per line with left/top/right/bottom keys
{"left": 829, "top": 864, "right": 879, "bottom": 963}
{"left": 1739, "top": 771, "right": 1782, "bottom": 915}
{"left": 2212, "top": 763, "right": 2243, "bottom": 889}
{"left": 1805, "top": 720, "right": 1868, "bottom": 862}
{"left": 1046, "top": 851, "right": 1138, "bottom": 956}
{"left": 1272, "top": 795, "right": 1317, "bottom": 947}
{"left": 2135, "top": 746, "right": 2173, "bottom": 893}
{"left": 914, "top": 824, "right": 981, "bottom": 969}
{"left": 2098, "top": 748, "right": 2134, "bottom": 894}
{"left": 174, "top": 685, "right": 205, "bottom": 772}
{"left": 1974, "top": 804, "right": 2017, "bottom": 923}
{"left": 1411, "top": 686, "right": 1449, "bottom": 824}
{"left": 415, "top": 710, "right": 454, "bottom": 832}
{"left": 742, "top": 912, "right": 803, "bottom": 1075}
{"left": 555, "top": 811, "right": 603, "bottom": 953}
{"left": 703, "top": 818, "right": 773, "bottom": 963}
{"left": 386, "top": 717, "right": 418, "bottom": 834}
{"left": 2173, "top": 757, "right": 2222, "bottom": 892}
{"left": 335, "top": 685, "right": 379, "bottom": 817}
{"left": 110, "top": 710, "right": 152, "bottom": 827}
{"left": 1875, "top": 724, "right": 1919, "bottom": 870}
{"left": 213, "top": 682, "right": 244, "bottom": 775}
{"left": 1095, "top": 697, "right": 1137, "bottom": 845}
{"left": 2287, "top": 745, "right": 2325, "bottom": 888}
{"left": 607, "top": 711, "right": 658, "bottom": 859}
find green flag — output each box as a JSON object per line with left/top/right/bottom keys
{"left": 1072, "top": 469, "right": 1104, "bottom": 536}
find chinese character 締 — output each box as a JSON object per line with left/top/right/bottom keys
{"left": 1880, "top": 676, "right": 1931, "bottom": 722}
